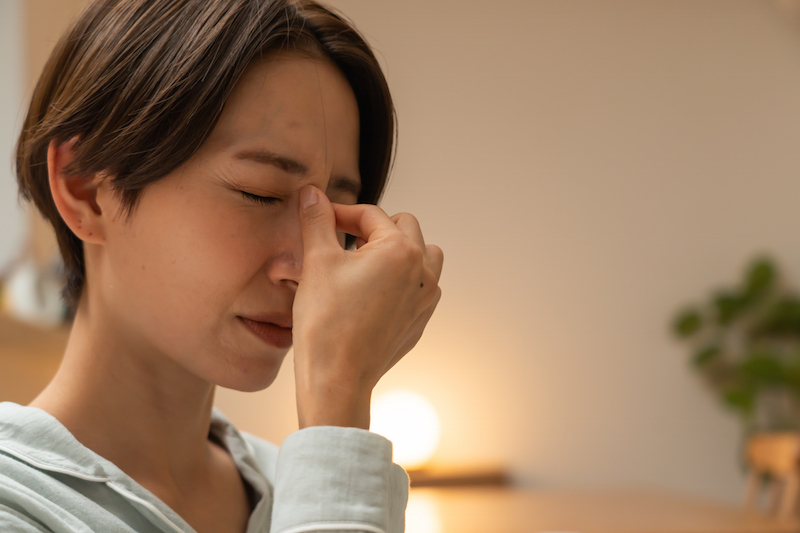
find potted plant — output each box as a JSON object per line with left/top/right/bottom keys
{"left": 672, "top": 257, "right": 800, "bottom": 434}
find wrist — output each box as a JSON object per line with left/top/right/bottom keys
{"left": 296, "top": 380, "right": 372, "bottom": 430}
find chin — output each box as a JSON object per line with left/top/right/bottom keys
{"left": 210, "top": 351, "right": 287, "bottom": 392}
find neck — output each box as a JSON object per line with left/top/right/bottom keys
{"left": 31, "top": 293, "right": 218, "bottom": 490}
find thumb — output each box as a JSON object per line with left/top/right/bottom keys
{"left": 299, "top": 185, "right": 339, "bottom": 253}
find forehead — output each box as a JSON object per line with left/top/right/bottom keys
{"left": 200, "top": 51, "right": 361, "bottom": 182}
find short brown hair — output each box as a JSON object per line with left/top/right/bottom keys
{"left": 16, "top": 0, "right": 395, "bottom": 317}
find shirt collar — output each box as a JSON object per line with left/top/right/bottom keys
{"left": 0, "top": 401, "right": 110, "bottom": 480}
{"left": 0, "top": 401, "right": 266, "bottom": 492}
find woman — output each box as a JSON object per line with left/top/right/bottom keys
{"left": 0, "top": 1, "right": 443, "bottom": 532}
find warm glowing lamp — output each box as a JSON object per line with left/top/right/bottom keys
{"left": 371, "top": 389, "right": 441, "bottom": 470}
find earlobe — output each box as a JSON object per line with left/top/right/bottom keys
{"left": 47, "top": 138, "right": 106, "bottom": 245}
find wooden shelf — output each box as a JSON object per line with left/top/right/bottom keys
{"left": 0, "top": 312, "right": 69, "bottom": 404}
{"left": 0, "top": 312, "right": 69, "bottom": 350}
{"left": 407, "top": 465, "right": 510, "bottom": 488}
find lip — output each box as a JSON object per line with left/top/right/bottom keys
{"left": 240, "top": 312, "right": 293, "bottom": 328}
{"left": 238, "top": 315, "right": 293, "bottom": 349}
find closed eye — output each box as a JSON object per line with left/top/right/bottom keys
{"left": 241, "top": 191, "right": 280, "bottom": 206}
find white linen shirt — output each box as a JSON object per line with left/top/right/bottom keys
{"left": 0, "top": 402, "right": 408, "bottom": 533}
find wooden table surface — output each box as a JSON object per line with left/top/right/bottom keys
{"left": 407, "top": 487, "right": 800, "bottom": 533}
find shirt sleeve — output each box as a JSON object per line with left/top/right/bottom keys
{"left": 269, "top": 426, "right": 408, "bottom": 533}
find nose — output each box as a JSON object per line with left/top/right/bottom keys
{"left": 265, "top": 207, "right": 304, "bottom": 290}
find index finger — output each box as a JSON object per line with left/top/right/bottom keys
{"left": 331, "top": 203, "right": 401, "bottom": 243}
{"left": 391, "top": 212, "right": 426, "bottom": 250}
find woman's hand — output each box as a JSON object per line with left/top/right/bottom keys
{"left": 292, "top": 185, "right": 444, "bottom": 430}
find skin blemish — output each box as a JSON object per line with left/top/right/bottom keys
{"left": 420, "top": 283, "right": 424, "bottom": 288}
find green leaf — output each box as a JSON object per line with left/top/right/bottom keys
{"left": 673, "top": 309, "right": 702, "bottom": 338}
{"left": 714, "top": 291, "right": 749, "bottom": 325}
{"left": 746, "top": 258, "right": 776, "bottom": 298}
{"left": 755, "top": 297, "right": 800, "bottom": 337}
{"left": 692, "top": 345, "right": 720, "bottom": 367}
{"left": 723, "top": 387, "right": 756, "bottom": 415}
{"left": 786, "top": 354, "right": 800, "bottom": 388}
{"left": 740, "top": 352, "right": 785, "bottom": 384}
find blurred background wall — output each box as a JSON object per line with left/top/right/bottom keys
{"left": 6, "top": 0, "right": 800, "bottom": 504}
{"left": 0, "top": 0, "right": 25, "bottom": 272}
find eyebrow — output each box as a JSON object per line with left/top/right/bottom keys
{"left": 235, "top": 149, "right": 308, "bottom": 176}
{"left": 234, "top": 148, "right": 361, "bottom": 198}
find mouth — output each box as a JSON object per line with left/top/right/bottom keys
{"left": 238, "top": 316, "right": 293, "bottom": 349}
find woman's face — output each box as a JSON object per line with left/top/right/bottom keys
{"left": 93, "top": 51, "right": 361, "bottom": 391}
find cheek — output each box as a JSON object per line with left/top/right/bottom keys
{"left": 103, "top": 190, "right": 266, "bottom": 335}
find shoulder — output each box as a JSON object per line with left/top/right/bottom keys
{"left": 240, "top": 431, "right": 280, "bottom": 484}
{"left": 209, "top": 408, "right": 280, "bottom": 485}
{"left": 0, "top": 504, "right": 52, "bottom": 533}
{"left": 0, "top": 449, "right": 85, "bottom": 533}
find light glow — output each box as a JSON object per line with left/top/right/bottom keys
{"left": 406, "top": 492, "right": 442, "bottom": 533}
{"left": 371, "top": 389, "right": 441, "bottom": 469}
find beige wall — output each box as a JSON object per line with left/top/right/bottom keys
{"left": 0, "top": 0, "right": 25, "bottom": 271}
{"left": 216, "top": 0, "right": 800, "bottom": 503}
{"left": 14, "top": 0, "right": 800, "bottom": 504}
{"left": 0, "top": 0, "right": 90, "bottom": 406}
{"left": 23, "top": 0, "right": 90, "bottom": 265}
{"left": 25, "top": 0, "right": 90, "bottom": 88}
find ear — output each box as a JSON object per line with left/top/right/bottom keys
{"left": 47, "top": 138, "right": 106, "bottom": 245}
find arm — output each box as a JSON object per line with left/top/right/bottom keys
{"left": 292, "top": 185, "right": 444, "bottom": 431}
{"left": 270, "top": 427, "right": 408, "bottom": 533}
{"left": 270, "top": 185, "right": 441, "bottom": 533}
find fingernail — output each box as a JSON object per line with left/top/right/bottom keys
{"left": 300, "top": 186, "right": 318, "bottom": 212}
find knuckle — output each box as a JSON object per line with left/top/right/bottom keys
{"left": 428, "top": 244, "right": 444, "bottom": 262}
{"left": 388, "top": 236, "right": 422, "bottom": 264}
{"left": 364, "top": 204, "right": 386, "bottom": 218}
{"left": 393, "top": 212, "right": 417, "bottom": 224}
{"left": 404, "top": 242, "right": 424, "bottom": 264}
